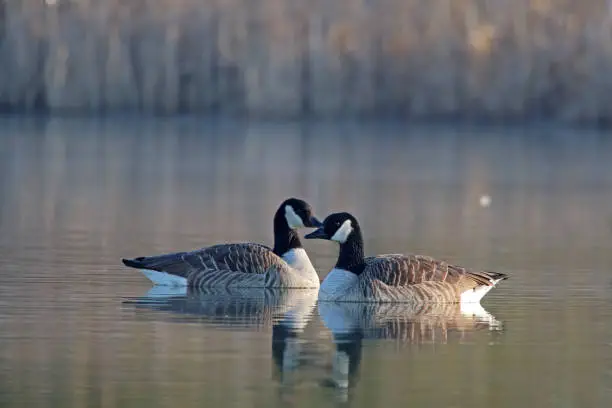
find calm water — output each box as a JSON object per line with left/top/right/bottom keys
{"left": 0, "top": 118, "right": 611, "bottom": 408}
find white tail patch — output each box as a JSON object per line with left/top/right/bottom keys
{"left": 140, "top": 269, "right": 188, "bottom": 287}
{"left": 460, "top": 278, "right": 503, "bottom": 304}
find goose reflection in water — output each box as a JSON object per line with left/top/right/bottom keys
{"left": 122, "top": 286, "right": 319, "bottom": 384}
{"left": 124, "top": 286, "right": 318, "bottom": 327}
{"left": 123, "top": 288, "right": 503, "bottom": 403}
{"left": 317, "top": 301, "right": 503, "bottom": 402}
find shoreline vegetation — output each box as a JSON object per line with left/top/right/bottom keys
{"left": 2, "top": 0, "right": 612, "bottom": 124}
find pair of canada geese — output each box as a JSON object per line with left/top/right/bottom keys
{"left": 122, "top": 198, "right": 508, "bottom": 303}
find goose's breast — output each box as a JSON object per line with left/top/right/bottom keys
{"left": 280, "top": 248, "right": 313, "bottom": 272}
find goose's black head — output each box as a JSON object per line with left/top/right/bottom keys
{"left": 272, "top": 198, "right": 323, "bottom": 256}
{"left": 275, "top": 198, "right": 323, "bottom": 230}
{"left": 304, "top": 212, "right": 360, "bottom": 243}
{"left": 305, "top": 212, "right": 365, "bottom": 273}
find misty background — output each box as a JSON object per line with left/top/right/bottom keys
{"left": 2, "top": 0, "right": 612, "bottom": 123}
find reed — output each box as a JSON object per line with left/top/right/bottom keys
{"left": 1, "top": 0, "right": 611, "bottom": 123}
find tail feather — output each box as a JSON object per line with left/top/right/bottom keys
{"left": 122, "top": 254, "right": 190, "bottom": 287}
{"left": 468, "top": 270, "right": 509, "bottom": 286}
{"left": 122, "top": 253, "right": 189, "bottom": 276}
{"left": 484, "top": 271, "right": 509, "bottom": 283}
{"left": 122, "top": 258, "right": 146, "bottom": 269}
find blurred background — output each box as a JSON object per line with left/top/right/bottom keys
{"left": 1, "top": 2, "right": 612, "bottom": 408}
{"left": 2, "top": 0, "right": 612, "bottom": 123}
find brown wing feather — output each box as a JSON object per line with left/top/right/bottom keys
{"left": 362, "top": 254, "right": 497, "bottom": 293}
{"left": 124, "top": 243, "right": 288, "bottom": 278}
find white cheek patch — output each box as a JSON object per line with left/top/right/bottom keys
{"left": 285, "top": 205, "right": 304, "bottom": 229}
{"left": 331, "top": 220, "right": 353, "bottom": 243}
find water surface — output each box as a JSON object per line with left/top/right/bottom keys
{"left": 0, "top": 118, "right": 611, "bottom": 407}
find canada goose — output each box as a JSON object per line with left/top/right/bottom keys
{"left": 122, "top": 198, "right": 323, "bottom": 289}
{"left": 305, "top": 212, "right": 508, "bottom": 303}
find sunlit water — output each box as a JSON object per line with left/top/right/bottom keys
{"left": 1, "top": 117, "right": 611, "bottom": 408}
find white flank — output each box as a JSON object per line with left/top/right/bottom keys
{"left": 284, "top": 205, "right": 304, "bottom": 229}
{"left": 330, "top": 220, "right": 353, "bottom": 243}
{"left": 319, "top": 268, "right": 359, "bottom": 301}
{"left": 281, "top": 248, "right": 320, "bottom": 287}
{"left": 140, "top": 269, "right": 188, "bottom": 287}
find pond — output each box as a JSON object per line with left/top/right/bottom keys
{"left": 0, "top": 118, "right": 611, "bottom": 407}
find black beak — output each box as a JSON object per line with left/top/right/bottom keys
{"left": 305, "top": 226, "right": 328, "bottom": 240}
{"left": 306, "top": 216, "right": 323, "bottom": 228}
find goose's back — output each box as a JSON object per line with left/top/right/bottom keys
{"left": 128, "top": 243, "right": 292, "bottom": 283}
{"left": 356, "top": 254, "right": 499, "bottom": 302}
{"left": 192, "top": 243, "right": 287, "bottom": 274}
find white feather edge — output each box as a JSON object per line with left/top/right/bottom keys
{"left": 139, "top": 269, "right": 188, "bottom": 287}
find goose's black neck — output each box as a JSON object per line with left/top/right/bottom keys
{"left": 335, "top": 227, "right": 366, "bottom": 275}
{"left": 273, "top": 211, "right": 302, "bottom": 256}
